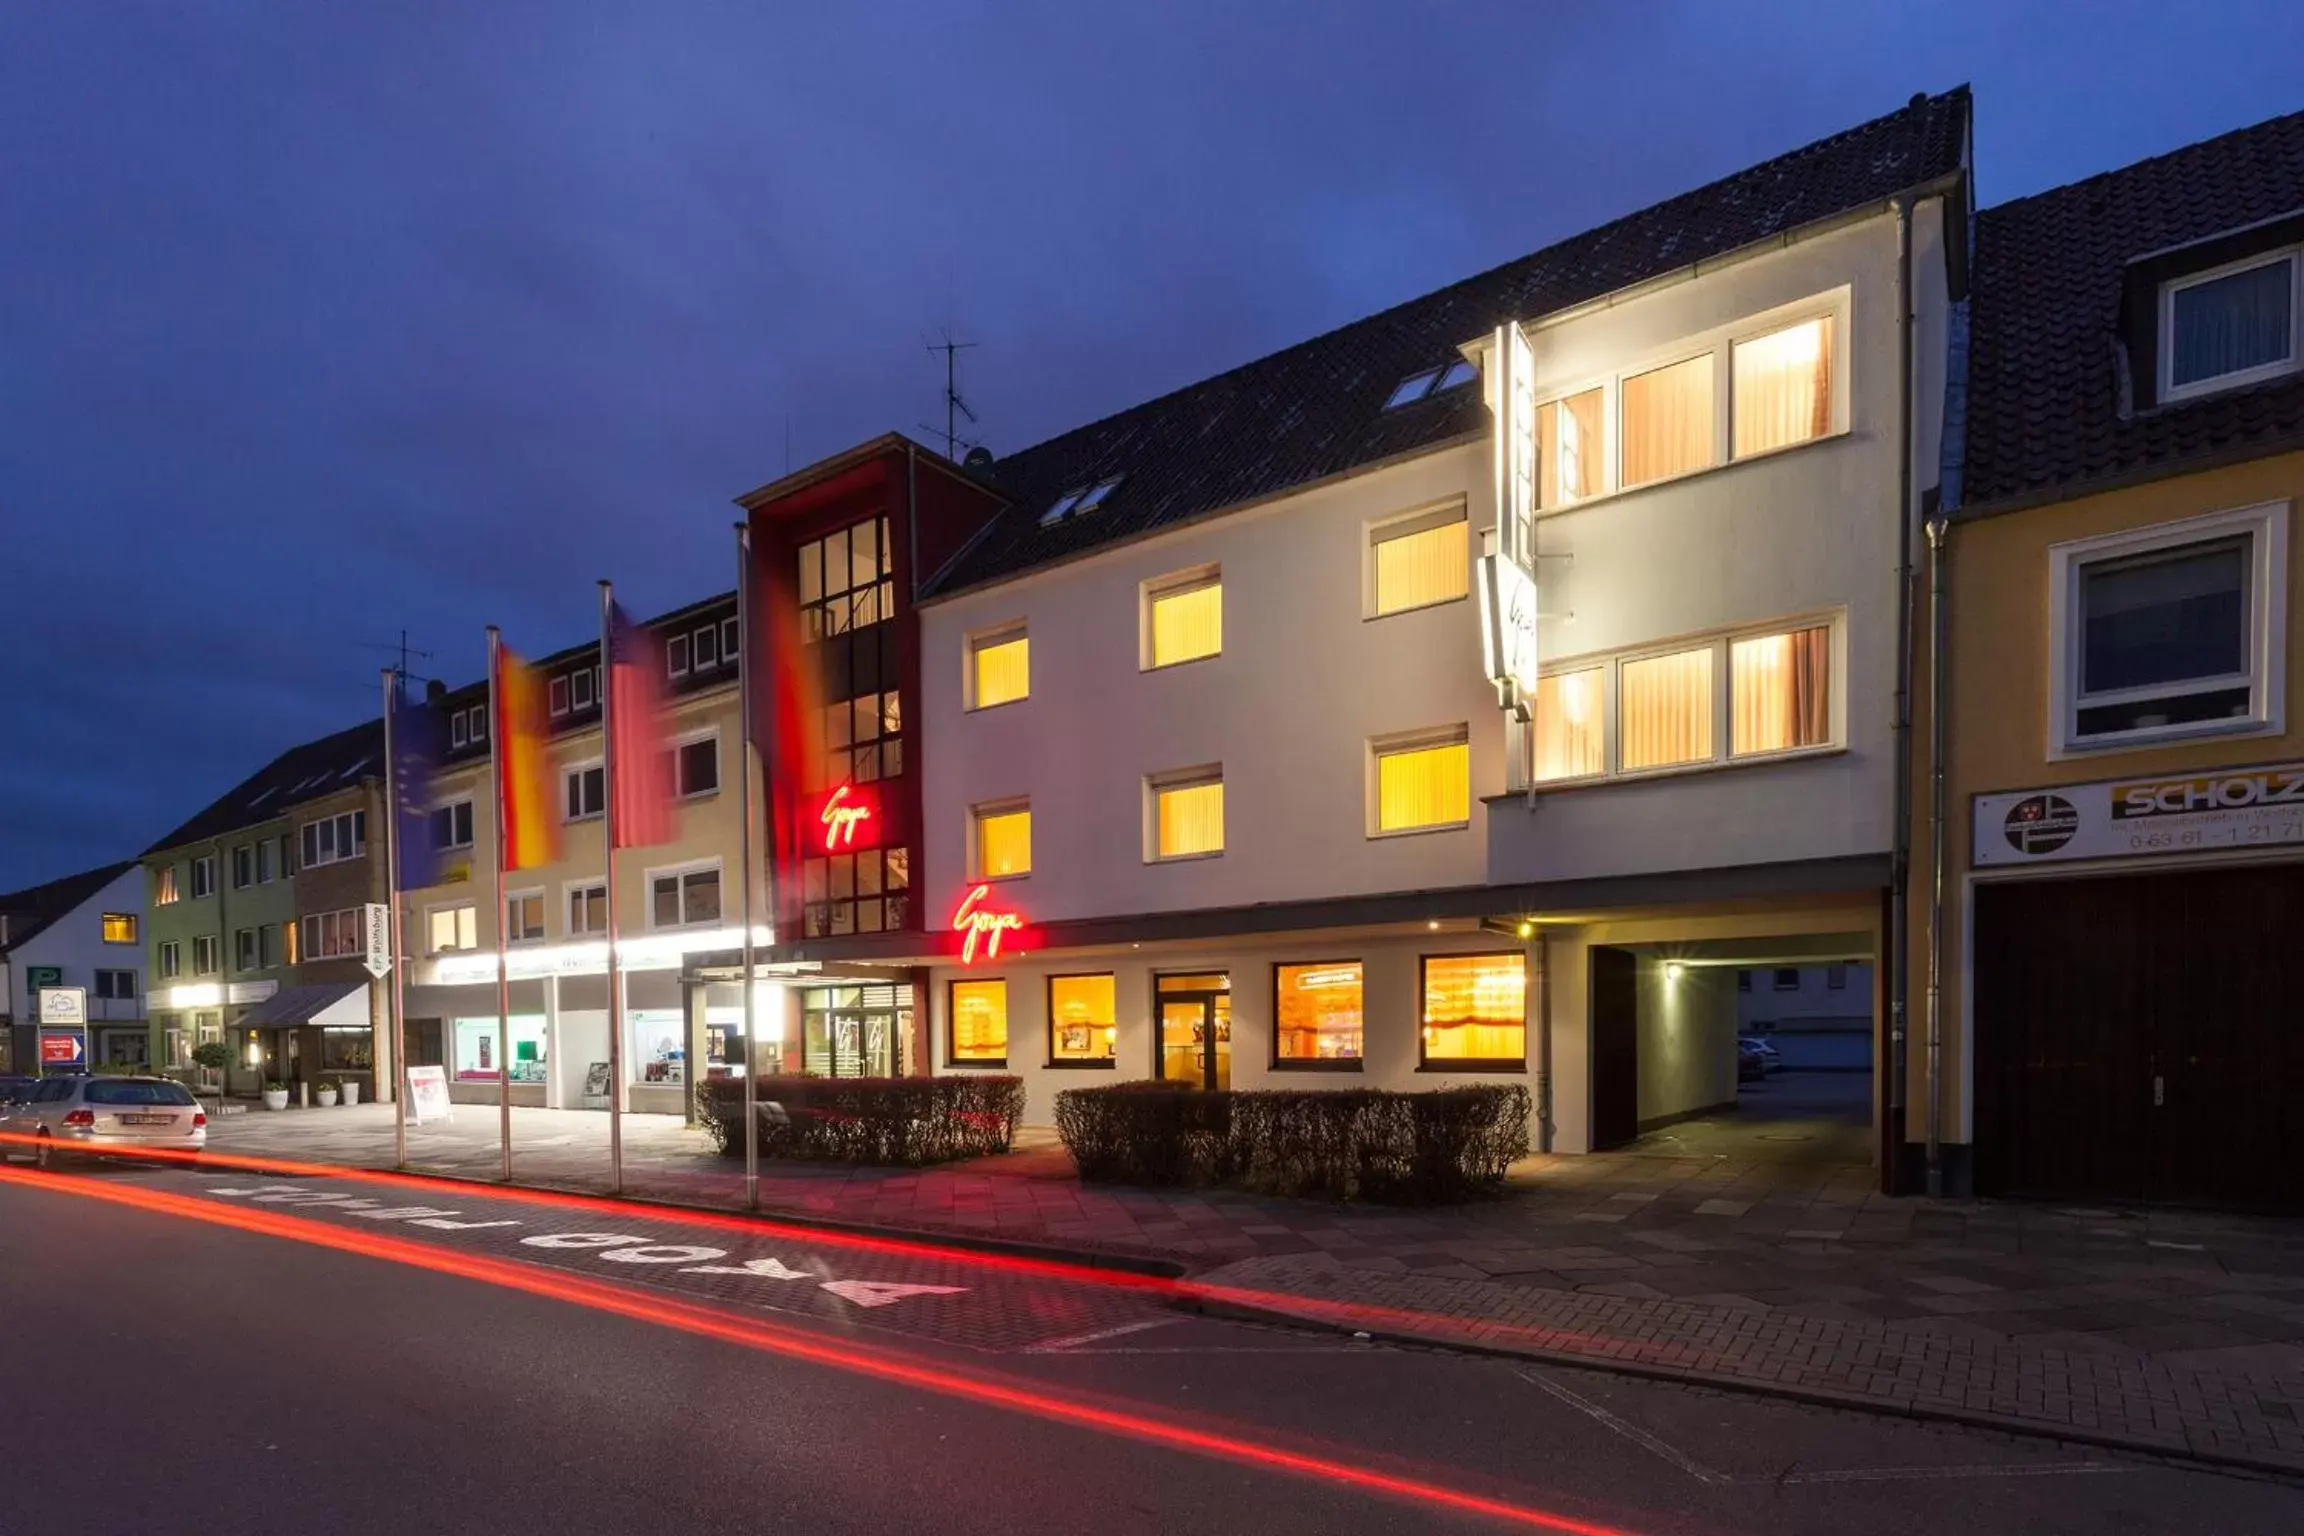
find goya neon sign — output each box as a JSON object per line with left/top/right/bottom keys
{"left": 952, "top": 884, "right": 1025, "bottom": 965}
{"left": 819, "top": 782, "right": 874, "bottom": 851}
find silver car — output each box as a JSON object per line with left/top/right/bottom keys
{"left": 0, "top": 1075, "right": 207, "bottom": 1169}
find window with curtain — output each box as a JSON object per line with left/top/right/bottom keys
{"left": 1620, "top": 354, "right": 1715, "bottom": 489}
{"left": 1620, "top": 647, "right": 1715, "bottom": 769}
{"left": 1152, "top": 774, "right": 1224, "bottom": 858}
{"left": 971, "top": 629, "right": 1029, "bottom": 708}
{"left": 2166, "top": 253, "right": 2297, "bottom": 394}
{"left": 1733, "top": 317, "right": 1833, "bottom": 458}
{"left": 1532, "top": 668, "right": 1605, "bottom": 782}
{"left": 974, "top": 804, "right": 1032, "bottom": 878}
{"left": 1375, "top": 733, "right": 1470, "bottom": 832}
{"left": 1730, "top": 626, "right": 1831, "bottom": 756}
{"left": 1421, "top": 954, "right": 1525, "bottom": 1065}
{"left": 1372, "top": 514, "right": 1468, "bottom": 615}
{"left": 1148, "top": 574, "right": 1222, "bottom": 666}
{"left": 1047, "top": 974, "right": 1116, "bottom": 1062}
{"left": 949, "top": 979, "right": 1007, "bottom": 1064}
{"left": 2073, "top": 533, "right": 2255, "bottom": 739}
{"left": 1275, "top": 962, "right": 1363, "bottom": 1064}
{"left": 1538, "top": 388, "right": 1605, "bottom": 507}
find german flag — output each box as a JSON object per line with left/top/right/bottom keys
{"left": 493, "top": 636, "right": 559, "bottom": 871}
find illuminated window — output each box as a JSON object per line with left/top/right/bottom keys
{"left": 300, "top": 909, "right": 363, "bottom": 961}
{"left": 101, "top": 912, "right": 138, "bottom": 944}
{"left": 1048, "top": 974, "right": 1117, "bottom": 1063}
{"left": 948, "top": 979, "right": 1008, "bottom": 1065}
{"left": 1732, "top": 317, "right": 1833, "bottom": 458}
{"left": 1146, "top": 569, "right": 1222, "bottom": 668}
{"left": 1373, "top": 730, "right": 1470, "bottom": 834}
{"left": 1531, "top": 668, "right": 1604, "bottom": 782}
{"left": 802, "top": 846, "right": 909, "bottom": 938}
{"left": 821, "top": 690, "right": 902, "bottom": 787}
{"left": 973, "top": 802, "right": 1031, "bottom": 879}
{"left": 1620, "top": 647, "right": 1715, "bottom": 771}
{"left": 428, "top": 904, "right": 477, "bottom": 954}
{"left": 1537, "top": 387, "right": 1604, "bottom": 507}
{"left": 154, "top": 866, "right": 179, "bottom": 906}
{"left": 1275, "top": 962, "right": 1363, "bottom": 1065}
{"left": 796, "top": 516, "right": 896, "bottom": 642}
{"left": 1150, "top": 770, "right": 1224, "bottom": 860}
{"left": 970, "top": 627, "right": 1029, "bottom": 709}
{"left": 1620, "top": 354, "right": 1716, "bottom": 489}
{"left": 1730, "top": 626, "right": 1831, "bottom": 756}
{"left": 1421, "top": 953, "right": 1526, "bottom": 1067}
{"left": 1371, "top": 508, "right": 1469, "bottom": 616}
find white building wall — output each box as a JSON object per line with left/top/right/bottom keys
{"left": 1635, "top": 958, "right": 1740, "bottom": 1125}
{"left": 7, "top": 866, "right": 147, "bottom": 1030}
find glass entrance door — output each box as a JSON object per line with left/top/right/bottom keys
{"left": 1155, "top": 974, "right": 1231, "bottom": 1090}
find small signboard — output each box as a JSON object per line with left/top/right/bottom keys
{"left": 406, "top": 1064, "right": 453, "bottom": 1125}
{"left": 39, "top": 1029, "right": 84, "bottom": 1067}
{"left": 37, "top": 986, "right": 87, "bottom": 1027}
{"left": 26, "top": 965, "right": 62, "bottom": 993}
{"left": 1974, "top": 760, "right": 2304, "bottom": 868}
{"left": 362, "top": 903, "right": 393, "bottom": 979}
{"left": 582, "top": 1061, "right": 611, "bottom": 1108}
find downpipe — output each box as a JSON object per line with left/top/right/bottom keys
{"left": 1887, "top": 194, "right": 1917, "bottom": 1194}
{"left": 1924, "top": 513, "right": 1949, "bottom": 1197}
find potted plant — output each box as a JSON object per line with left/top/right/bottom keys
{"left": 315, "top": 1078, "right": 340, "bottom": 1108}
{"left": 340, "top": 1077, "right": 361, "bottom": 1107}
{"left": 262, "top": 1079, "right": 290, "bottom": 1112}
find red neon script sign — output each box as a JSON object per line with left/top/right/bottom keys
{"left": 819, "top": 782, "right": 874, "bottom": 851}
{"left": 952, "top": 885, "right": 1025, "bottom": 965}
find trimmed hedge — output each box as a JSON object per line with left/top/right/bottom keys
{"left": 697, "top": 1074, "right": 1024, "bottom": 1166}
{"left": 1056, "top": 1082, "right": 1531, "bottom": 1203}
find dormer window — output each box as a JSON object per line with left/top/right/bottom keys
{"left": 2160, "top": 247, "right": 2300, "bottom": 401}
{"left": 1040, "top": 476, "right": 1122, "bottom": 526}
{"left": 1384, "top": 359, "right": 1478, "bottom": 410}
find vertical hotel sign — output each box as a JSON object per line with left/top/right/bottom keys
{"left": 1477, "top": 322, "right": 1540, "bottom": 717}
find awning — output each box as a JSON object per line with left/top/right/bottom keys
{"left": 234, "top": 980, "right": 370, "bottom": 1029}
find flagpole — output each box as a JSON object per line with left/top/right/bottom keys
{"left": 599, "top": 580, "right": 625, "bottom": 1197}
{"left": 487, "top": 626, "right": 513, "bottom": 1183}
{"left": 736, "top": 522, "right": 760, "bottom": 1210}
{"left": 383, "top": 667, "right": 410, "bottom": 1173}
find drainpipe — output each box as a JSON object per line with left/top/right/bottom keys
{"left": 1888, "top": 194, "right": 1917, "bottom": 1195}
{"left": 1924, "top": 513, "right": 1949, "bottom": 1196}
{"left": 1534, "top": 930, "right": 1554, "bottom": 1153}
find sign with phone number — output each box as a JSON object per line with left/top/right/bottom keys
{"left": 1974, "top": 761, "right": 2304, "bottom": 867}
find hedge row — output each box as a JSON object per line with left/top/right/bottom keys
{"left": 698, "top": 1074, "right": 1025, "bottom": 1166}
{"left": 1055, "top": 1082, "right": 1531, "bottom": 1203}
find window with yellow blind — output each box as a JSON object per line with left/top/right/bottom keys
{"left": 1047, "top": 973, "right": 1117, "bottom": 1064}
{"left": 948, "top": 979, "right": 1008, "bottom": 1065}
{"left": 1371, "top": 509, "right": 1469, "bottom": 615}
{"left": 1620, "top": 646, "right": 1716, "bottom": 771}
{"left": 970, "top": 627, "right": 1029, "bottom": 709}
{"left": 1531, "top": 668, "right": 1605, "bottom": 782}
{"left": 1732, "top": 317, "right": 1833, "bottom": 458}
{"left": 1146, "top": 569, "right": 1222, "bottom": 667}
{"left": 1373, "top": 730, "right": 1470, "bottom": 834}
{"left": 1150, "top": 770, "right": 1224, "bottom": 860}
{"left": 1730, "top": 626, "right": 1831, "bottom": 756}
{"left": 1274, "top": 962, "right": 1363, "bottom": 1067}
{"left": 972, "top": 802, "right": 1031, "bottom": 879}
{"left": 1537, "top": 387, "right": 1604, "bottom": 508}
{"left": 1620, "top": 354, "right": 1716, "bottom": 489}
{"left": 1420, "top": 953, "right": 1526, "bottom": 1067}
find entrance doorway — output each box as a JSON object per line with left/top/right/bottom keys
{"left": 1155, "top": 973, "right": 1231, "bottom": 1090}
{"left": 801, "top": 983, "right": 911, "bottom": 1078}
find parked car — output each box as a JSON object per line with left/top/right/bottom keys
{"left": 0, "top": 1076, "right": 38, "bottom": 1107}
{"left": 1736, "top": 1037, "right": 1781, "bottom": 1082}
{"left": 0, "top": 1075, "right": 206, "bottom": 1169}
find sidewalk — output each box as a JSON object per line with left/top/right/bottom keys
{"left": 206, "top": 1078, "right": 2304, "bottom": 1473}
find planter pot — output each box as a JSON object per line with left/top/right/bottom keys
{"left": 316, "top": 1090, "right": 339, "bottom": 1108}
{"left": 262, "top": 1090, "right": 289, "bottom": 1111}
{"left": 341, "top": 1081, "right": 361, "bottom": 1107}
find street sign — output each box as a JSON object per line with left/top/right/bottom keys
{"left": 406, "top": 1064, "right": 452, "bottom": 1125}
{"left": 26, "top": 965, "right": 62, "bottom": 992}
{"left": 39, "top": 1029, "right": 84, "bottom": 1067}
{"left": 363, "top": 902, "right": 392, "bottom": 979}
{"left": 37, "top": 986, "right": 87, "bottom": 1026}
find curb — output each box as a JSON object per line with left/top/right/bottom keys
{"left": 1180, "top": 1292, "right": 2304, "bottom": 1484}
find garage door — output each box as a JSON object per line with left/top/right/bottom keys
{"left": 1972, "top": 861, "right": 2304, "bottom": 1212}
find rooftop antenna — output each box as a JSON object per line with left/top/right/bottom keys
{"left": 922, "top": 328, "right": 980, "bottom": 461}
{"left": 357, "top": 630, "right": 436, "bottom": 701}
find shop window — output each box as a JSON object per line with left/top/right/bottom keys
{"left": 1537, "top": 387, "right": 1605, "bottom": 507}
{"left": 1149, "top": 770, "right": 1223, "bottom": 860}
{"left": 972, "top": 802, "right": 1031, "bottom": 879}
{"left": 1733, "top": 316, "right": 1833, "bottom": 458}
{"left": 1274, "top": 962, "right": 1363, "bottom": 1067}
{"left": 102, "top": 912, "right": 138, "bottom": 944}
{"left": 428, "top": 904, "right": 477, "bottom": 954}
{"left": 1145, "top": 568, "right": 1222, "bottom": 668}
{"left": 320, "top": 1027, "right": 372, "bottom": 1071}
{"left": 1371, "top": 507, "right": 1469, "bottom": 616}
{"left": 1620, "top": 647, "right": 1715, "bottom": 770}
{"left": 1372, "top": 729, "right": 1470, "bottom": 834}
{"left": 1531, "top": 668, "right": 1604, "bottom": 782}
{"left": 949, "top": 979, "right": 1008, "bottom": 1066}
{"left": 1047, "top": 974, "right": 1117, "bottom": 1065}
{"left": 1420, "top": 953, "right": 1526, "bottom": 1069}
{"left": 630, "top": 1009, "right": 685, "bottom": 1085}
{"left": 453, "top": 1015, "right": 546, "bottom": 1082}
{"left": 970, "top": 626, "right": 1029, "bottom": 709}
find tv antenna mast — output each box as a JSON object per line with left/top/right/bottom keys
{"left": 922, "top": 329, "right": 980, "bottom": 461}
{"left": 357, "top": 630, "right": 436, "bottom": 699}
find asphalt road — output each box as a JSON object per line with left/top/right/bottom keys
{"left": 4, "top": 1163, "right": 2301, "bottom": 1536}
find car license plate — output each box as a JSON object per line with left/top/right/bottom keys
{"left": 121, "top": 1113, "right": 174, "bottom": 1126}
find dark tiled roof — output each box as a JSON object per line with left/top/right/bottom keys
{"left": 1962, "top": 110, "right": 2304, "bottom": 511}
{"left": 144, "top": 717, "right": 384, "bottom": 856}
{"left": 0, "top": 860, "right": 137, "bottom": 955}
{"left": 930, "top": 87, "right": 1970, "bottom": 595}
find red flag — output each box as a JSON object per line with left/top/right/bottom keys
{"left": 608, "top": 601, "right": 674, "bottom": 848}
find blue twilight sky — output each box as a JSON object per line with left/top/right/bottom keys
{"left": 2, "top": 1, "right": 2299, "bottom": 890}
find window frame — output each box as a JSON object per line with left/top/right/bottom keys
{"left": 670, "top": 727, "right": 721, "bottom": 800}
{"left": 2046, "top": 501, "right": 2288, "bottom": 757}
{"left": 426, "top": 903, "right": 478, "bottom": 955}
{"left": 101, "top": 912, "right": 138, "bottom": 945}
{"left": 1269, "top": 959, "right": 1366, "bottom": 1073}
{"left": 157, "top": 940, "right": 182, "bottom": 980}
{"left": 231, "top": 844, "right": 254, "bottom": 890}
{"left": 969, "top": 797, "right": 1032, "bottom": 882}
{"left": 504, "top": 888, "right": 546, "bottom": 945}
{"left": 1367, "top": 724, "right": 1473, "bottom": 838}
{"left": 945, "top": 977, "right": 1010, "bottom": 1068}
{"left": 1365, "top": 498, "right": 1472, "bottom": 619}
{"left": 1044, "top": 971, "right": 1119, "bottom": 1070}
{"left": 189, "top": 856, "right": 216, "bottom": 900}
{"left": 2157, "top": 246, "right": 2303, "bottom": 403}
{"left": 191, "top": 933, "right": 219, "bottom": 976}
{"left": 432, "top": 797, "right": 477, "bottom": 853}
{"left": 1416, "top": 950, "right": 1529, "bottom": 1073}
{"left": 565, "top": 880, "right": 609, "bottom": 938}
{"left": 1144, "top": 765, "right": 1225, "bottom": 863}
{"left": 549, "top": 675, "right": 570, "bottom": 717}
{"left": 93, "top": 967, "right": 138, "bottom": 1001}
{"left": 965, "top": 621, "right": 1030, "bottom": 711}
{"left": 1141, "top": 564, "right": 1223, "bottom": 671}
{"left": 563, "top": 759, "right": 605, "bottom": 823}
{"left": 645, "top": 857, "right": 724, "bottom": 930}
{"left": 300, "top": 809, "right": 368, "bottom": 870}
